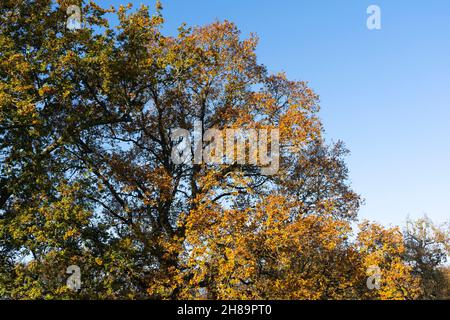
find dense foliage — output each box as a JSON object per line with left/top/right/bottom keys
{"left": 0, "top": 0, "right": 448, "bottom": 299}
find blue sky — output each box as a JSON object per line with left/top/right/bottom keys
{"left": 99, "top": 0, "right": 450, "bottom": 227}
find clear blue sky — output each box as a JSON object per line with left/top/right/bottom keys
{"left": 99, "top": 0, "right": 450, "bottom": 227}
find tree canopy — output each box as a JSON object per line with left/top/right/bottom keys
{"left": 0, "top": 0, "right": 446, "bottom": 300}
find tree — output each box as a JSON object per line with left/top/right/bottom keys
{"left": 0, "top": 0, "right": 421, "bottom": 299}
{"left": 404, "top": 216, "right": 450, "bottom": 299}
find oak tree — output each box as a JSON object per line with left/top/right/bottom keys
{"left": 0, "top": 0, "right": 423, "bottom": 299}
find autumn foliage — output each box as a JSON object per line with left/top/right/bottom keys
{"left": 0, "top": 1, "right": 446, "bottom": 299}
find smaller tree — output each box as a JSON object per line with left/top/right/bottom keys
{"left": 404, "top": 216, "right": 450, "bottom": 299}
